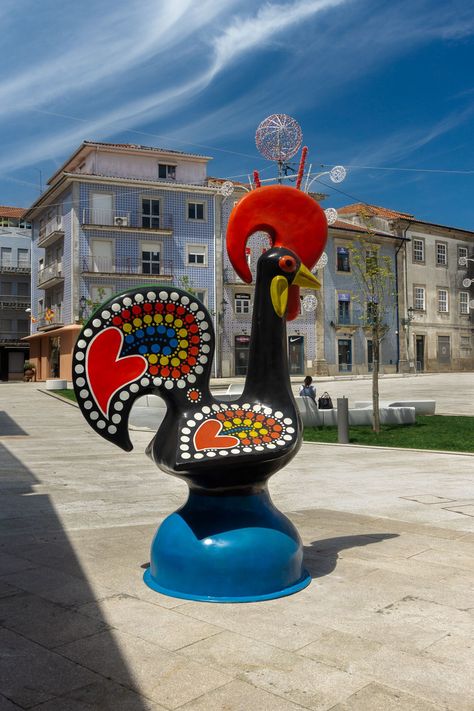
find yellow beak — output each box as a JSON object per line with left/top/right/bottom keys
{"left": 292, "top": 263, "right": 321, "bottom": 290}
{"left": 270, "top": 263, "right": 321, "bottom": 317}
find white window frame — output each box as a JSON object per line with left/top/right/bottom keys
{"left": 158, "top": 163, "right": 176, "bottom": 180}
{"left": 414, "top": 286, "right": 425, "bottom": 311}
{"left": 412, "top": 238, "right": 425, "bottom": 263}
{"left": 91, "top": 286, "right": 113, "bottom": 303}
{"left": 458, "top": 246, "right": 468, "bottom": 267}
{"left": 438, "top": 289, "right": 448, "bottom": 313}
{"left": 187, "top": 200, "right": 206, "bottom": 222}
{"left": 141, "top": 241, "right": 162, "bottom": 276}
{"left": 235, "top": 293, "right": 251, "bottom": 315}
{"left": 90, "top": 238, "right": 114, "bottom": 273}
{"left": 186, "top": 244, "right": 207, "bottom": 267}
{"left": 193, "top": 288, "right": 207, "bottom": 306}
{"left": 141, "top": 197, "right": 161, "bottom": 230}
{"left": 436, "top": 241, "right": 448, "bottom": 266}
{"left": 335, "top": 244, "right": 351, "bottom": 273}
{"left": 460, "top": 291, "right": 469, "bottom": 314}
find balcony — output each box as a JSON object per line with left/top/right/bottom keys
{"left": 81, "top": 256, "right": 173, "bottom": 279}
{"left": 0, "top": 260, "right": 30, "bottom": 275}
{"left": 0, "top": 295, "right": 30, "bottom": 310}
{"left": 81, "top": 208, "right": 173, "bottom": 234}
{"left": 36, "top": 305, "right": 64, "bottom": 331}
{"left": 0, "top": 330, "right": 30, "bottom": 344}
{"left": 38, "top": 216, "right": 64, "bottom": 248}
{"left": 37, "top": 261, "right": 64, "bottom": 288}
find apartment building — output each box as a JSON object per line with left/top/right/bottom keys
{"left": 0, "top": 206, "right": 31, "bottom": 380}
{"left": 337, "top": 204, "right": 474, "bottom": 372}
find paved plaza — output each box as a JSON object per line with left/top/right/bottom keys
{"left": 0, "top": 374, "right": 473, "bottom": 710}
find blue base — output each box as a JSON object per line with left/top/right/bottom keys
{"left": 143, "top": 489, "right": 311, "bottom": 603}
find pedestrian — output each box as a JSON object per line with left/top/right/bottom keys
{"left": 299, "top": 375, "right": 316, "bottom": 401}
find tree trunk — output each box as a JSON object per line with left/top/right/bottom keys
{"left": 372, "top": 333, "right": 380, "bottom": 433}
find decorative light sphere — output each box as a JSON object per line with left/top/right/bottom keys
{"left": 330, "top": 165, "right": 346, "bottom": 183}
{"left": 220, "top": 181, "right": 234, "bottom": 198}
{"left": 458, "top": 256, "right": 468, "bottom": 267}
{"left": 316, "top": 251, "right": 328, "bottom": 269}
{"left": 302, "top": 295, "right": 318, "bottom": 312}
{"left": 462, "top": 278, "right": 472, "bottom": 288}
{"left": 324, "top": 208, "right": 338, "bottom": 225}
{"left": 255, "top": 114, "right": 302, "bottom": 162}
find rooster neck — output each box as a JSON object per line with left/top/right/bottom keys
{"left": 241, "top": 265, "right": 293, "bottom": 407}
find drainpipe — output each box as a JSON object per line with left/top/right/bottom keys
{"left": 394, "top": 221, "right": 412, "bottom": 371}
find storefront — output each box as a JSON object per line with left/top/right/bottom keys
{"left": 23, "top": 325, "right": 82, "bottom": 381}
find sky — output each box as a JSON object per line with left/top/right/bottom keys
{"left": 1, "top": 0, "right": 474, "bottom": 230}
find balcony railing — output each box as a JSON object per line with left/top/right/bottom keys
{"left": 0, "top": 295, "right": 31, "bottom": 309}
{"left": 0, "top": 260, "right": 30, "bottom": 274}
{"left": 37, "top": 261, "right": 64, "bottom": 287}
{"left": 81, "top": 256, "right": 173, "bottom": 277}
{"left": 38, "top": 215, "right": 64, "bottom": 247}
{"left": 81, "top": 208, "right": 173, "bottom": 231}
{"left": 0, "top": 331, "right": 30, "bottom": 343}
{"left": 36, "top": 305, "right": 63, "bottom": 330}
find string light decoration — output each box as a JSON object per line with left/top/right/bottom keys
{"left": 324, "top": 208, "right": 338, "bottom": 225}
{"left": 302, "top": 294, "right": 318, "bottom": 312}
{"left": 220, "top": 181, "right": 234, "bottom": 198}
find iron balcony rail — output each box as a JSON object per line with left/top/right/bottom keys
{"left": 0, "top": 295, "right": 31, "bottom": 309}
{"left": 81, "top": 256, "right": 173, "bottom": 277}
{"left": 0, "top": 261, "right": 31, "bottom": 274}
{"left": 38, "top": 215, "right": 64, "bottom": 246}
{"left": 0, "top": 331, "right": 30, "bottom": 343}
{"left": 38, "top": 261, "right": 63, "bottom": 286}
{"left": 81, "top": 208, "right": 173, "bottom": 231}
{"left": 36, "top": 306, "right": 63, "bottom": 329}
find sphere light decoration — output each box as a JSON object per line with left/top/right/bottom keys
{"left": 462, "top": 278, "right": 472, "bottom": 288}
{"left": 324, "top": 208, "right": 338, "bottom": 225}
{"left": 302, "top": 294, "right": 318, "bottom": 312}
{"left": 255, "top": 114, "right": 302, "bottom": 162}
{"left": 330, "top": 165, "right": 346, "bottom": 183}
{"left": 220, "top": 181, "right": 234, "bottom": 198}
{"left": 315, "top": 251, "right": 328, "bottom": 269}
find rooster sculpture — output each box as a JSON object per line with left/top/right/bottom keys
{"left": 73, "top": 184, "right": 327, "bottom": 602}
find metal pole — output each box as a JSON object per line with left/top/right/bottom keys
{"left": 337, "top": 397, "right": 349, "bottom": 444}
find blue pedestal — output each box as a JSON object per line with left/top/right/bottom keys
{"left": 143, "top": 488, "right": 311, "bottom": 602}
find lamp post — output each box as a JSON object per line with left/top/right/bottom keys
{"left": 79, "top": 296, "right": 87, "bottom": 322}
{"left": 401, "top": 306, "right": 416, "bottom": 370}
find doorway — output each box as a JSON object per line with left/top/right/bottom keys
{"left": 415, "top": 335, "right": 425, "bottom": 372}
{"left": 338, "top": 338, "right": 352, "bottom": 372}
{"left": 234, "top": 335, "right": 250, "bottom": 376}
{"left": 91, "top": 192, "right": 113, "bottom": 225}
{"left": 288, "top": 336, "right": 304, "bottom": 375}
{"left": 91, "top": 239, "right": 113, "bottom": 273}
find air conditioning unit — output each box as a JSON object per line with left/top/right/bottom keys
{"left": 114, "top": 216, "right": 129, "bottom": 227}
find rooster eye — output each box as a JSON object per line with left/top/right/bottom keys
{"left": 278, "top": 255, "right": 297, "bottom": 273}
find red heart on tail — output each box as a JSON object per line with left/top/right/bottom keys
{"left": 87, "top": 328, "right": 148, "bottom": 417}
{"left": 194, "top": 419, "right": 240, "bottom": 451}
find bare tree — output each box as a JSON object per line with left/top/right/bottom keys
{"left": 349, "top": 216, "right": 397, "bottom": 433}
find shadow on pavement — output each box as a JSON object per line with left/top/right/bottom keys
{"left": 0, "top": 443, "right": 150, "bottom": 710}
{"left": 0, "top": 412, "right": 28, "bottom": 436}
{"left": 303, "top": 533, "right": 399, "bottom": 578}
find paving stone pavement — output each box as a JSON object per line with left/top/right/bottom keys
{"left": 0, "top": 376, "right": 473, "bottom": 710}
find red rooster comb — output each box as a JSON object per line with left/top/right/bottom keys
{"left": 226, "top": 184, "right": 328, "bottom": 320}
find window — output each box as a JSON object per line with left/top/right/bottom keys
{"left": 460, "top": 292, "right": 469, "bottom": 314}
{"left": 458, "top": 246, "right": 468, "bottom": 267}
{"left": 366, "top": 249, "right": 378, "bottom": 271}
{"left": 460, "top": 335, "right": 471, "bottom": 349}
{"left": 188, "top": 202, "right": 205, "bottom": 221}
{"left": 413, "top": 239, "right": 425, "bottom": 263}
{"left": 158, "top": 163, "right": 176, "bottom": 180}
{"left": 336, "top": 246, "right": 350, "bottom": 272}
{"left": 235, "top": 293, "right": 251, "bottom": 314}
{"left": 414, "top": 286, "right": 425, "bottom": 310}
{"left": 0, "top": 318, "right": 12, "bottom": 331}
{"left": 18, "top": 248, "right": 29, "bottom": 266}
{"left": 436, "top": 242, "right": 447, "bottom": 266}
{"left": 141, "top": 243, "right": 161, "bottom": 275}
{"left": 337, "top": 293, "right": 351, "bottom": 324}
{"left": 18, "top": 319, "right": 29, "bottom": 335}
{"left": 141, "top": 199, "right": 160, "bottom": 229}
{"left": 367, "top": 299, "right": 378, "bottom": 324}
{"left": 187, "top": 244, "right": 207, "bottom": 266}
{"left": 17, "top": 282, "right": 30, "bottom": 296}
{"left": 194, "top": 289, "right": 207, "bottom": 306}
{"left": 1, "top": 248, "right": 12, "bottom": 266}
{"left": 91, "top": 286, "right": 113, "bottom": 303}
{"left": 2, "top": 281, "right": 12, "bottom": 295}
{"left": 438, "top": 289, "right": 448, "bottom": 312}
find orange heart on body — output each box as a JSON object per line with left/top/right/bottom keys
{"left": 194, "top": 419, "right": 240, "bottom": 451}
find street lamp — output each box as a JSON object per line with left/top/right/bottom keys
{"left": 458, "top": 256, "right": 474, "bottom": 267}
{"left": 401, "top": 306, "right": 415, "bottom": 327}
{"left": 79, "top": 296, "right": 87, "bottom": 321}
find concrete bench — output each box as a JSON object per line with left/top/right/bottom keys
{"left": 354, "top": 400, "right": 435, "bottom": 416}
{"left": 295, "top": 397, "right": 415, "bottom": 427}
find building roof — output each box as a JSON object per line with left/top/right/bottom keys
{"left": 0, "top": 205, "right": 26, "bottom": 218}
{"left": 331, "top": 218, "right": 409, "bottom": 240}
{"left": 82, "top": 140, "right": 212, "bottom": 160}
{"left": 337, "top": 203, "right": 414, "bottom": 220}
